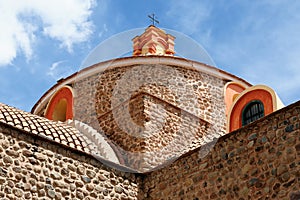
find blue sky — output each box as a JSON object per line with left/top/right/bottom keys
{"left": 0, "top": 0, "right": 300, "bottom": 112}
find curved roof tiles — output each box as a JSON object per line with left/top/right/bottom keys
{"left": 0, "top": 103, "right": 89, "bottom": 151}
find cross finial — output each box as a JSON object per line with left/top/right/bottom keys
{"left": 148, "top": 14, "right": 159, "bottom": 26}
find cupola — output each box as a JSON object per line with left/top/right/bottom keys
{"left": 132, "top": 25, "right": 175, "bottom": 56}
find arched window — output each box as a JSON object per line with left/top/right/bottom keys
{"left": 45, "top": 86, "right": 73, "bottom": 122}
{"left": 52, "top": 98, "right": 67, "bottom": 122}
{"left": 242, "top": 100, "right": 264, "bottom": 126}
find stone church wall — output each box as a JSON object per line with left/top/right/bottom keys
{"left": 0, "top": 123, "right": 140, "bottom": 200}
{"left": 141, "top": 101, "right": 300, "bottom": 199}
{"left": 0, "top": 97, "right": 299, "bottom": 200}
{"left": 74, "top": 63, "right": 227, "bottom": 171}
{"left": 75, "top": 64, "right": 226, "bottom": 132}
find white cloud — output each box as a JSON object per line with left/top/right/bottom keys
{"left": 47, "top": 60, "right": 74, "bottom": 80}
{"left": 0, "top": 0, "right": 96, "bottom": 66}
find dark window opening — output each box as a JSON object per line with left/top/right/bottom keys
{"left": 242, "top": 100, "right": 264, "bottom": 126}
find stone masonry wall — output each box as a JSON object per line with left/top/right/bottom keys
{"left": 0, "top": 123, "right": 140, "bottom": 200}
{"left": 74, "top": 63, "right": 226, "bottom": 136}
{"left": 98, "top": 93, "right": 213, "bottom": 172}
{"left": 141, "top": 101, "right": 300, "bottom": 199}
{"left": 74, "top": 63, "right": 227, "bottom": 171}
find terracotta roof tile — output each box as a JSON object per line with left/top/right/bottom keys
{"left": 0, "top": 103, "right": 95, "bottom": 155}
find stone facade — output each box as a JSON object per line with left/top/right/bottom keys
{"left": 0, "top": 122, "right": 140, "bottom": 200}
{"left": 141, "top": 101, "right": 300, "bottom": 199}
{"left": 0, "top": 96, "right": 299, "bottom": 200}
{"left": 73, "top": 63, "right": 227, "bottom": 171}
{"left": 5, "top": 25, "right": 298, "bottom": 199}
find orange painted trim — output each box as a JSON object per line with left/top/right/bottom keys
{"left": 45, "top": 86, "right": 73, "bottom": 120}
{"left": 224, "top": 82, "right": 247, "bottom": 116}
{"left": 157, "top": 38, "right": 168, "bottom": 49}
{"left": 228, "top": 89, "right": 273, "bottom": 132}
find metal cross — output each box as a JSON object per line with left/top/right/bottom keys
{"left": 148, "top": 14, "right": 159, "bottom": 26}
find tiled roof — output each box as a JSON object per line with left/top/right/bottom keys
{"left": 0, "top": 103, "right": 93, "bottom": 153}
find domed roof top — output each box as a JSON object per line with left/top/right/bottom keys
{"left": 28, "top": 26, "right": 253, "bottom": 172}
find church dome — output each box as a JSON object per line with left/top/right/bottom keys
{"left": 30, "top": 26, "right": 283, "bottom": 172}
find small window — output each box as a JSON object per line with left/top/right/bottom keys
{"left": 242, "top": 100, "right": 264, "bottom": 126}
{"left": 52, "top": 98, "right": 67, "bottom": 122}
